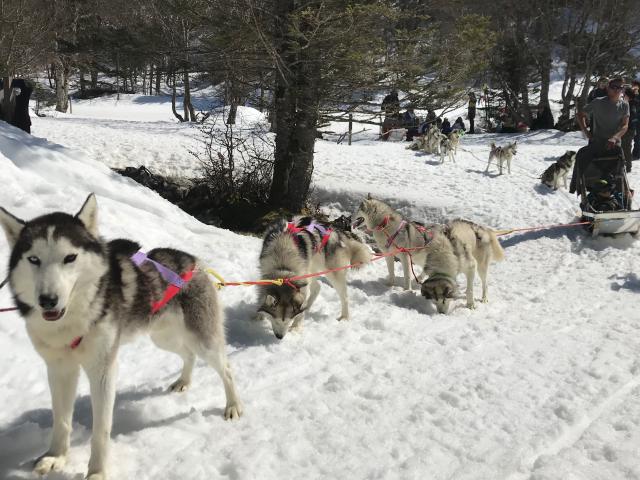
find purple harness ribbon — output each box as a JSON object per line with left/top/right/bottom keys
{"left": 130, "top": 251, "right": 187, "bottom": 288}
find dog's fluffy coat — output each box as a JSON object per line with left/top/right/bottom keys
{"left": 419, "top": 219, "right": 504, "bottom": 313}
{"left": 257, "top": 216, "right": 370, "bottom": 339}
{"left": 0, "top": 195, "right": 242, "bottom": 480}
{"left": 353, "top": 197, "right": 434, "bottom": 290}
{"left": 486, "top": 141, "right": 518, "bottom": 174}
{"left": 540, "top": 150, "right": 576, "bottom": 190}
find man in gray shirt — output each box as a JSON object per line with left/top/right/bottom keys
{"left": 570, "top": 77, "right": 630, "bottom": 193}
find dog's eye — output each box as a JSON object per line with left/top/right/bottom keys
{"left": 27, "top": 256, "right": 41, "bottom": 266}
{"left": 63, "top": 254, "right": 77, "bottom": 264}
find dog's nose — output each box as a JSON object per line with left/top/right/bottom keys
{"left": 39, "top": 294, "right": 59, "bottom": 310}
{"left": 275, "top": 333, "right": 284, "bottom": 340}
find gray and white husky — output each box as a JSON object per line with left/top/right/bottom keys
{"left": 486, "top": 141, "right": 517, "bottom": 174}
{"left": 352, "top": 196, "right": 434, "bottom": 290}
{"left": 420, "top": 219, "right": 504, "bottom": 314}
{"left": 0, "top": 194, "right": 242, "bottom": 480}
{"left": 540, "top": 150, "right": 576, "bottom": 190}
{"left": 257, "top": 217, "right": 371, "bottom": 339}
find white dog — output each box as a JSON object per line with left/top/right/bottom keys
{"left": 257, "top": 216, "right": 371, "bottom": 339}
{"left": 486, "top": 141, "right": 517, "bottom": 174}
{"left": 0, "top": 195, "right": 242, "bottom": 479}
{"left": 353, "top": 196, "right": 434, "bottom": 290}
{"left": 420, "top": 219, "right": 505, "bottom": 313}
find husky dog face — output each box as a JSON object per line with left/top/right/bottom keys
{"left": 421, "top": 276, "right": 457, "bottom": 314}
{"left": 352, "top": 195, "right": 383, "bottom": 231}
{"left": 259, "top": 282, "right": 308, "bottom": 339}
{"left": 0, "top": 194, "right": 106, "bottom": 322}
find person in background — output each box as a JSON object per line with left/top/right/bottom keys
{"left": 467, "top": 92, "right": 477, "bottom": 133}
{"left": 381, "top": 90, "right": 400, "bottom": 119}
{"left": 588, "top": 76, "right": 609, "bottom": 103}
{"left": 622, "top": 85, "right": 636, "bottom": 172}
{"left": 571, "top": 78, "right": 629, "bottom": 193}
{"left": 531, "top": 104, "right": 554, "bottom": 130}
{"left": 452, "top": 116, "right": 466, "bottom": 132}
{"left": 403, "top": 105, "right": 419, "bottom": 141}
{"left": 380, "top": 90, "right": 401, "bottom": 140}
{"left": 10, "top": 79, "right": 33, "bottom": 134}
{"left": 632, "top": 80, "right": 640, "bottom": 160}
{"left": 441, "top": 117, "right": 452, "bottom": 134}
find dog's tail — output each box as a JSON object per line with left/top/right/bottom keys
{"left": 344, "top": 237, "right": 372, "bottom": 269}
{"left": 488, "top": 230, "right": 505, "bottom": 261}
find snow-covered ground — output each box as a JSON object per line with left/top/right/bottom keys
{"left": 1, "top": 94, "right": 640, "bottom": 480}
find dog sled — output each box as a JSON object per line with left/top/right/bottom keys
{"left": 578, "top": 154, "right": 640, "bottom": 237}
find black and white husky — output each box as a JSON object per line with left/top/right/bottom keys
{"left": 257, "top": 217, "right": 370, "bottom": 339}
{"left": 540, "top": 150, "right": 576, "bottom": 190}
{"left": 0, "top": 194, "right": 242, "bottom": 480}
{"left": 486, "top": 141, "right": 517, "bottom": 175}
{"left": 420, "top": 219, "right": 505, "bottom": 314}
{"left": 353, "top": 196, "right": 434, "bottom": 290}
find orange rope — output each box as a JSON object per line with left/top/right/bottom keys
{"left": 203, "top": 220, "right": 594, "bottom": 290}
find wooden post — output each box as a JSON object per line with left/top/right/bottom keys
{"left": 348, "top": 113, "right": 353, "bottom": 146}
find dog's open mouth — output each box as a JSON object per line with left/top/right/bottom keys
{"left": 42, "top": 309, "right": 65, "bottom": 321}
{"left": 352, "top": 217, "right": 365, "bottom": 229}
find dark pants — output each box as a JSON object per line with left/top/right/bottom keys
{"left": 633, "top": 124, "right": 640, "bottom": 159}
{"left": 468, "top": 108, "right": 476, "bottom": 133}
{"left": 570, "top": 139, "right": 622, "bottom": 194}
{"left": 622, "top": 127, "right": 634, "bottom": 172}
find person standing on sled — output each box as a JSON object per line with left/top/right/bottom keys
{"left": 570, "top": 78, "right": 630, "bottom": 193}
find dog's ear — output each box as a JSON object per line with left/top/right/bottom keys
{"left": 291, "top": 279, "right": 308, "bottom": 289}
{"left": 75, "top": 193, "right": 99, "bottom": 237}
{"left": 264, "top": 295, "right": 277, "bottom": 308}
{"left": 0, "top": 207, "right": 26, "bottom": 248}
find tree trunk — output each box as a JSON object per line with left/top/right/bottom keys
{"left": 54, "top": 59, "right": 70, "bottom": 113}
{"left": 1, "top": 76, "right": 14, "bottom": 123}
{"left": 79, "top": 69, "right": 86, "bottom": 94}
{"left": 171, "top": 71, "right": 185, "bottom": 122}
{"left": 90, "top": 66, "right": 98, "bottom": 89}
{"left": 268, "top": 0, "right": 321, "bottom": 211}
{"left": 539, "top": 54, "right": 551, "bottom": 110}
{"left": 156, "top": 64, "right": 161, "bottom": 95}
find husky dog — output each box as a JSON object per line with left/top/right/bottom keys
{"left": 353, "top": 196, "right": 434, "bottom": 290}
{"left": 257, "top": 217, "right": 370, "bottom": 339}
{"left": 448, "top": 130, "right": 463, "bottom": 155}
{"left": 440, "top": 136, "right": 455, "bottom": 164}
{"left": 540, "top": 150, "right": 576, "bottom": 190}
{"left": 425, "top": 129, "right": 446, "bottom": 155}
{"left": 420, "top": 219, "right": 504, "bottom": 314}
{"left": 406, "top": 135, "right": 426, "bottom": 151}
{"left": 486, "top": 141, "right": 517, "bottom": 174}
{"left": 0, "top": 195, "right": 242, "bottom": 480}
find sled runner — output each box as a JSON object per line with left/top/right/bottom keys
{"left": 578, "top": 155, "right": 640, "bottom": 236}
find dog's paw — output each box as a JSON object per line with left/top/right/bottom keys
{"left": 481, "top": 296, "right": 489, "bottom": 303}
{"left": 169, "top": 378, "right": 191, "bottom": 392}
{"left": 467, "top": 302, "right": 476, "bottom": 310}
{"left": 385, "top": 277, "right": 395, "bottom": 286}
{"left": 225, "top": 402, "right": 243, "bottom": 420}
{"left": 86, "top": 472, "right": 106, "bottom": 480}
{"left": 34, "top": 455, "right": 66, "bottom": 475}
{"left": 337, "top": 314, "right": 350, "bottom": 321}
